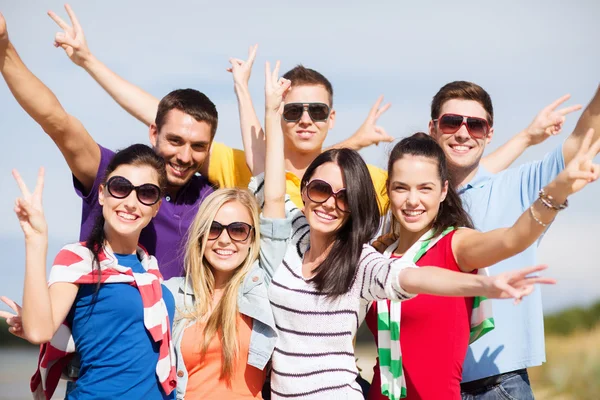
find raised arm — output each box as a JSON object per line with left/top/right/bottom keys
{"left": 49, "top": 4, "right": 158, "bottom": 126}
{"left": 227, "top": 45, "right": 266, "bottom": 174}
{"left": 10, "top": 169, "right": 78, "bottom": 344}
{"left": 328, "top": 96, "right": 394, "bottom": 151}
{"left": 563, "top": 84, "right": 600, "bottom": 165}
{"left": 0, "top": 13, "right": 99, "bottom": 191}
{"left": 481, "top": 94, "right": 582, "bottom": 173}
{"left": 454, "top": 130, "right": 600, "bottom": 272}
{"left": 262, "top": 61, "right": 290, "bottom": 219}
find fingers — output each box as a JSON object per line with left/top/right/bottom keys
{"left": 247, "top": 44, "right": 258, "bottom": 65}
{"left": 510, "top": 264, "right": 548, "bottom": 282}
{"left": 272, "top": 60, "right": 281, "bottom": 83}
{"left": 575, "top": 129, "right": 594, "bottom": 159}
{"left": 64, "top": 4, "right": 83, "bottom": 33}
{"left": 11, "top": 169, "right": 31, "bottom": 198}
{"left": 494, "top": 280, "right": 523, "bottom": 299}
{"left": 34, "top": 167, "right": 45, "bottom": 198}
{"left": 54, "top": 32, "right": 78, "bottom": 49}
{"left": 0, "top": 295, "right": 22, "bottom": 314}
{"left": 374, "top": 126, "right": 394, "bottom": 143}
{"left": 546, "top": 94, "right": 571, "bottom": 111}
{"left": 0, "top": 311, "right": 16, "bottom": 320}
{"left": 47, "top": 10, "right": 71, "bottom": 32}
{"left": 558, "top": 104, "right": 583, "bottom": 116}
{"left": 264, "top": 61, "right": 271, "bottom": 88}
{"left": 369, "top": 96, "right": 384, "bottom": 118}
{"left": 374, "top": 102, "right": 391, "bottom": 120}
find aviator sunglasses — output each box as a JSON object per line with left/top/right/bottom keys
{"left": 433, "top": 113, "right": 491, "bottom": 139}
{"left": 106, "top": 176, "right": 162, "bottom": 206}
{"left": 304, "top": 179, "right": 350, "bottom": 213}
{"left": 282, "top": 102, "right": 331, "bottom": 123}
{"left": 208, "top": 221, "right": 254, "bottom": 242}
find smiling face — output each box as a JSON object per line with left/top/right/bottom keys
{"left": 99, "top": 164, "right": 162, "bottom": 241}
{"left": 204, "top": 200, "right": 254, "bottom": 280}
{"left": 149, "top": 108, "right": 213, "bottom": 191}
{"left": 388, "top": 155, "right": 448, "bottom": 237}
{"left": 282, "top": 85, "right": 336, "bottom": 155}
{"left": 302, "top": 162, "right": 349, "bottom": 238}
{"left": 429, "top": 99, "right": 494, "bottom": 175}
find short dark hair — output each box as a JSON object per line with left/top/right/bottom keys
{"left": 155, "top": 89, "right": 219, "bottom": 139}
{"left": 283, "top": 65, "right": 334, "bottom": 106}
{"left": 431, "top": 81, "right": 494, "bottom": 126}
{"left": 385, "top": 132, "right": 473, "bottom": 237}
{"left": 300, "top": 148, "right": 380, "bottom": 297}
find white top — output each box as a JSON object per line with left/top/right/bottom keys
{"left": 268, "top": 208, "right": 416, "bottom": 399}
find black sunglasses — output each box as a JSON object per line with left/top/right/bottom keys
{"left": 106, "top": 176, "right": 162, "bottom": 206}
{"left": 304, "top": 179, "right": 349, "bottom": 213}
{"left": 208, "top": 221, "right": 254, "bottom": 242}
{"left": 282, "top": 102, "right": 331, "bottom": 122}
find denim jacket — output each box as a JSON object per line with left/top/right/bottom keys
{"left": 164, "top": 215, "right": 291, "bottom": 400}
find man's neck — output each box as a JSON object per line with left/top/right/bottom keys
{"left": 449, "top": 163, "right": 480, "bottom": 189}
{"left": 284, "top": 145, "right": 322, "bottom": 179}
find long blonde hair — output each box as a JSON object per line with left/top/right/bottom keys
{"left": 182, "top": 188, "right": 261, "bottom": 381}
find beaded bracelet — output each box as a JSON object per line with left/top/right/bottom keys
{"left": 529, "top": 204, "right": 552, "bottom": 227}
{"left": 539, "top": 188, "right": 568, "bottom": 211}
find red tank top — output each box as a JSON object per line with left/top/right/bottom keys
{"left": 366, "top": 231, "right": 474, "bottom": 400}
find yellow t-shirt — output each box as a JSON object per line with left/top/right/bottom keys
{"left": 208, "top": 142, "right": 389, "bottom": 213}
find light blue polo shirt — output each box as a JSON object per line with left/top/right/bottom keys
{"left": 459, "top": 144, "right": 565, "bottom": 383}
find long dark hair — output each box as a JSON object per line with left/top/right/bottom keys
{"left": 86, "top": 144, "right": 167, "bottom": 278}
{"left": 300, "top": 148, "right": 380, "bottom": 297}
{"left": 386, "top": 132, "right": 473, "bottom": 238}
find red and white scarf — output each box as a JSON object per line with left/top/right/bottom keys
{"left": 30, "top": 242, "right": 177, "bottom": 400}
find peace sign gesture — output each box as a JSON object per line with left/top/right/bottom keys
{"left": 13, "top": 168, "right": 47, "bottom": 240}
{"left": 525, "top": 94, "right": 582, "bottom": 145}
{"left": 0, "top": 296, "right": 24, "bottom": 339}
{"left": 264, "top": 60, "right": 291, "bottom": 115}
{"left": 483, "top": 265, "right": 555, "bottom": 304}
{"left": 228, "top": 44, "right": 258, "bottom": 88}
{"left": 554, "top": 129, "right": 600, "bottom": 196}
{"left": 348, "top": 96, "right": 394, "bottom": 149}
{"left": 48, "top": 4, "right": 91, "bottom": 67}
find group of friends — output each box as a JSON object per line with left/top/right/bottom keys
{"left": 0, "top": 5, "right": 599, "bottom": 400}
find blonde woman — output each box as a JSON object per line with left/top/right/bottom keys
{"left": 163, "top": 70, "right": 291, "bottom": 399}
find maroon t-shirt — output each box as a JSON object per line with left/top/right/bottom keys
{"left": 74, "top": 144, "right": 214, "bottom": 279}
{"left": 366, "top": 231, "right": 474, "bottom": 400}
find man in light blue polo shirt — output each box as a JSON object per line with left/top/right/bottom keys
{"left": 427, "top": 81, "right": 600, "bottom": 399}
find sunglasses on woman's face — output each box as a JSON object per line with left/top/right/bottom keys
{"left": 433, "top": 113, "right": 491, "bottom": 139}
{"left": 106, "top": 176, "right": 162, "bottom": 206}
{"left": 208, "top": 221, "right": 254, "bottom": 242}
{"left": 282, "top": 103, "right": 331, "bottom": 123}
{"left": 304, "top": 179, "right": 349, "bottom": 213}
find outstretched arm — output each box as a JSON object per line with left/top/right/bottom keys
{"left": 563, "top": 85, "right": 600, "bottom": 165}
{"left": 454, "top": 130, "right": 600, "bottom": 272}
{"left": 0, "top": 13, "right": 99, "bottom": 191}
{"left": 49, "top": 4, "right": 158, "bottom": 126}
{"left": 262, "top": 61, "right": 290, "bottom": 219}
{"left": 228, "top": 45, "right": 266, "bottom": 174}
{"left": 481, "top": 94, "right": 582, "bottom": 173}
{"left": 9, "top": 169, "right": 78, "bottom": 344}
{"left": 328, "top": 96, "right": 394, "bottom": 151}
{"left": 400, "top": 264, "right": 554, "bottom": 304}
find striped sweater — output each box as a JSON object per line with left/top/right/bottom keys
{"left": 268, "top": 210, "right": 417, "bottom": 399}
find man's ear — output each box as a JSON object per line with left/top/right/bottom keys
{"left": 486, "top": 127, "right": 494, "bottom": 145}
{"left": 328, "top": 109, "right": 336, "bottom": 130}
{"left": 149, "top": 124, "right": 159, "bottom": 148}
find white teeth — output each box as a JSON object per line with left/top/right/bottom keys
{"left": 215, "top": 249, "right": 235, "bottom": 256}
{"left": 171, "top": 164, "right": 189, "bottom": 172}
{"left": 403, "top": 210, "right": 424, "bottom": 216}
{"left": 315, "top": 210, "right": 335, "bottom": 221}
{"left": 452, "top": 145, "right": 469, "bottom": 151}
{"left": 117, "top": 211, "right": 137, "bottom": 220}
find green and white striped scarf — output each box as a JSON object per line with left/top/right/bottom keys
{"left": 376, "top": 227, "right": 495, "bottom": 400}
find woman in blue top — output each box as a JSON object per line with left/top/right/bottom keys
{"left": 1, "top": 144, "right": 177, "bottom": 399}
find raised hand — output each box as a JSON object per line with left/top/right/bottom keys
{"left": 554, "top": 128, "right": 600, "bottom": 195}
{"left": 350, "top": 96, "right": 394, "bottom": 148}
{"left": 0, "top": 296, "right": 25, "bottom": 339}
{"left": 483, "top": 265, "right": 555, "bottom": 304}
{"left": 13, "top": 168, "right": 47, "bottom": 240}
{"left": 227, "top": 44, "right": 258, "bottom": 88}
{"left": 48, "top": 4, "right": 91, "bottom": 67}
{"left": 264, "top": 61, "right": 291, "bottom": 115}
{"left": 525, "top": 94, "right": 582, "bottom": 145}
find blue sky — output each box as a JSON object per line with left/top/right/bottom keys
{"left": 0, "top": 0, "right": 599, "bottom": 313}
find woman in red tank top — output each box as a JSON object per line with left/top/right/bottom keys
{"left": 365, "top": 132, "right": 596, "bottom": 400}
